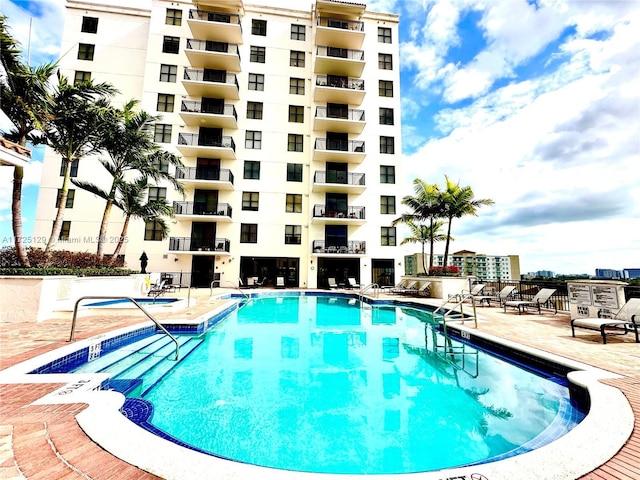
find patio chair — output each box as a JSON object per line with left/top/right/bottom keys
{"left": 503, "top": 288, "right": 557, "bottom": 315}
{"left": 416, "top": 282, "right": 432, "bottom": 297}
{"left": 347, "top": 277, "right": 360, "bottom": 289}
{"left": 148, "top": 280, "right": 166, "bottom": 297}
{"left": 327, "top": 277, "right": 339, "bottom": 289}
{"left": 571, "top": 298, "right": 640, "bottom": 344}
{"left": 393, "top": 280, "right": 418, "bottom": 295}
{"left": 276, "top": 276, "right": 285, "bottom": 288}
{"left": 474, "top": 285, "right": 516, "bottom": 307}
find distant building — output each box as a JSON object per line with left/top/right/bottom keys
{"left": 623, "top": 268, "right": 640, "bottom": 279}
{"left": 595, "top": 268, "right": 623, "bottom": 279}
{"left": 405, "top": 250, "right": 520, "bottom": 281}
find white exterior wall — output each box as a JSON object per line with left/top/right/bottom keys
{"left": 32, "top": 0, "right": 404, "bottom": 289}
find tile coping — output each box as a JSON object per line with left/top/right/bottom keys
{"left": 0, "top": 294, "right": 634, "bottom": 480}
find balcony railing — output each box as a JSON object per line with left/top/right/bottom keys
{"left": 178, "top": 133, "right": 236, "bottom": 151}
{"left": 314, "top": 138, "right": 364, "bottom": 153}
{"left": 173, "top": 201, "right": 232, "bottom": 217}
{"left": 315, "top": 106, "right": 364, "bottom": 121}
{"left": 312, "top": 240, "right": 366, "bottom": 255}
{"left": 317, "top": 16, "right": 364, "bottom": 32}
{"left": 316, "top": 75, "right": 364, "bottom": 91}
{"left": 175, "top": 167, "right": 234, "bottom": 184}
{"left": 314, "top": 171, "right": 365, "bottom": 186}
{"left": 181, "top": 101, "right": 237, "bottom": 120}
{"left": 316, "top": 45, "right": 364, "bottom": 62}
{"left": 183, "top": 68, "right": 239, "bottom": 88}
{"left": 186, "top": 39, "right": 241, "bottom": 59}
{"left": 169, "top": 236, "right": 230, "bottom": 253}
{"left": 313, "top": 204, "right": 365, "bottom": 219}
{"left": 189, "top": 9, "right": 242, "bottom": 29}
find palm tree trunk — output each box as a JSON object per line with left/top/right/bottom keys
{"left": 443, "top": 218, "right": 453, "bottom": 267}
{"left": 109, "top": 214, "right": 130, "bottom": 266}
{"left": 96, "top": 197, "right": 114, "bottom": 258}
{"left": 12, "top": 165, "right": 30, "bottom": 267}
{"left": 45, "top": 158, "right": 71, "bottom": 259}
{"left": 428, "top": 218, "right": 434, "bottom": 270}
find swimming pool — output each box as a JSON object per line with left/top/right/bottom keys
{"left": 72, "top": 294, "right": 585, "bottom": 474}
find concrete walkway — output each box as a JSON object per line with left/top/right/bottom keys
{"left": 1, "top": 287, "right": 638, "bottom": 479}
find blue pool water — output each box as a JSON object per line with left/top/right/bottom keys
{"left": 71, "top": 294, "right": 585, "bottom": 474}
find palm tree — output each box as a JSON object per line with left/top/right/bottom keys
{"left": 71, "top": 100, "right": 184, "bottom": 258}
{"left": 41, "top": 72, "right": 117, "bottom": 257}
{"left": 393, "top": 179, "right": 444, "bottom": 269}
{"left": 440, "top": 176, "right": 494, "bottom": 267}
{"left": 400, "top": 220, "right": 448, "bottom": 274}
{"left": 109, "top": 177, "right": 173, "bottom": 264}
{"left": 0, "top": 15, "right": 56, "bottom": 266}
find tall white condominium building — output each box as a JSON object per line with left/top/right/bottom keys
{"left": 409, "top": 250, "right": 521, "bottom": 281}
{"left": 32, "top": 0, "right": 404, "bottom": 289}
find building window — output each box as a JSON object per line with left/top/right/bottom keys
{"left": 248, "top": 73, "right": 264, "bottom": 91}
{"left": 285, "top": 225, "right": 302, "bottom": 244}
{"left": 291, "top": 24, "right": 305, "bottom": 40}
{"left": 60, "top": 159, "right": 79, "bottom": 177}
{"left": 286, "top": 194, "right": 302, "bottom": 213}
{"left": 287, "top": 134, "right": 303, "bottom": 152}
{"left": 150, "top": 156, "right": 169, "bottom": 173}
{"left": 250, "top": 46, "right": 266, "bottom": 63}
{"left": 59, "top": 221, "right": 71, "bottom": 241}
{"left": 244, "top": 160, "right": 260, "bottom": 179}
{"left": 380, "top": 165, "right": 395, "bottom": 184}
{"left": 381, "top": 227, "right": 396, "bottom": 246}
{"left": 154, "top": 124, "right": 172, "bottom": 143}
{"left": 81, "top": 16, "right": 98, "bottom": 33}
{"left": 252, "top": 19, "right": 267, "bottom": 36}
{"left": 379, "top": 53, "right": 393, "bottom": 70}
{"left": 162, "top": 36, "right": 180, "bottom": 54}
{"left": 157, "top": 94, "right": 174, "bottom": 112}
{"left": 77, "top": 44, "right": 95, "bottom": 61}
{"left": 380, "top": 195, "right": 396, "bottom": 214}
{"left": 241, "top": 223, "right": 258, "bottom": 243}
{"left": 379, "top": 80, "right": 393, "bottom": 97}
{"left": 378, "top": 27, "right": 392, "bottom": 43}
{"left": 289, "top": 50, "right": 305, "bottom": 67}
{"left": 245, "top": 130, "right": 262, "bottom": 149}
{"left": 73, "top": 71, "right": 91, "bottom": 84}
{"left": 159, "top": 64, "right": 177, "bottom": 82}
{"left": 288, "top": 105, "right": 304, "bottom": 123}
{"left": 289, "top": 77, "right": 305, "bottom": 95}
{"left": 56, "top": 189, "right": 75, "bottom": 208}
{"left": 379, "top": 108, "right": 394, "bottom": 125}
{"left": 165, "top": 8, "right": 182, "bottom": 25}
{"left": 148, "top": 187, "right": 167, "bottom": 201}
{"left": 287, "top": 163, "right": 302, "bottom": 182}
{"left": 380, "top": 136, "right": 395, "bottom": 154}
{"left": 246, "top": 101, "right": 263, "bottom": 119}
{"left": 242, "top": 192, "right": 259, "bottom": 211}
{"left": 144, "top": 220, "right": 164, "bottom": 241}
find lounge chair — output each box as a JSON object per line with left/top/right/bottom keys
{"left": 571, "top": 298, "right": 640, "bottom": 344}
{"left": 254, "top": 277, "right": 267, "bottom": 287}
{"left": 327, "top": 277, "right": 338, "bottom": 289}
{"left": 416, "top": 282, "right": 432, "bottom": 297}
{"left": 474, "top": 285, "right": 516, "bottom": 307}
{"left": 276, "top": 276, "right": 285, "bottom": 288}
{"left": 503, "top": 288, "right": 557, "bottom": 315}
{"left": 148, "top": 280, "right": 166, "bottom": 297}
{"left": 347, "top": 277, "right": 360, "bottom": 289}
{"left": 393, "top": 280, "right": 418, "bottom": 295}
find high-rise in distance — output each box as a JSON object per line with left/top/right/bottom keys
{"left": 32, "top": 0, "right": 404, "bottom": 289}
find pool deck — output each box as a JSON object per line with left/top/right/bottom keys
{"left": 1, "top": 287, "right": 639, "bottom": 480}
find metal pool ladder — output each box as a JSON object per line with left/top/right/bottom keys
{"left": 68, "top": 296, "right": 180, "bottom": 361}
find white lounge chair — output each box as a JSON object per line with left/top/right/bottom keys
{"left": 347, "top": 277, "right": 360, "bottom": 289}
{"left": 327, "top": 277, "right": 338, "bottom": 289}
{"left": 474, "top": 285, "right": 516, "bottom": 307}
{"left": 571, "top": 298, "right": 640, "bottom": 344}
{"left": 276, "top": 276, "right": 285, "bottom": 288}
{"left": 393, "top": 280, "right": 418, "bottom": 295}
{"left": 503, "top": 288, "right": 557, "bottom": 315}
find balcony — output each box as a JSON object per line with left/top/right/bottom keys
{"left": 312, "top": 204, "right": 365, "bottom": 224}
{"left": 314, "top": 106, "right": 365, "bottom": 134}
{"left": 187, "top": 9, "right": 242, "bottom": 44}
{"left": 312, "top": 171, "right": 365, "bottom": 193}
{"left": 185, "top": 39, "right": 241, "bottom": 71}
{"left": 315, "top": 16, "right": 364, "bottom": 50}
{"left": 175, "top": 167, "right": 234, "bottom": 190}
{"left": 315, "top": 75, "right": 365, "bottom": 105}
{"left": 173, "top": 201, "right": 232, "bottom": 222}
{"left": 312, "top": 240, "right": 366, "bottom": 255}
{"left": 313, "top": 138, "right": 365, "bottom": 163}
{"left": 169, "top": 236, "right": 231, "bottom": 255}
{"left": 183, "top": 68, "right": 239, "bottom": 99}
{"left": 180, "top": 100, "right": 238, "bottom": 129}
{"left": 315, "top": 46, "right": 365, "bottom": 77}
{"left": 177, "top": 133, "right": 236, "bottom": 159}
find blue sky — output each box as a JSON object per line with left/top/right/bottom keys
{"left": 1, "top": 0, "right": 638, "bottom": 275}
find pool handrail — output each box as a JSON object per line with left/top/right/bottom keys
{"left": 68, "top": 296, "right": 180, "bottom": 361}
